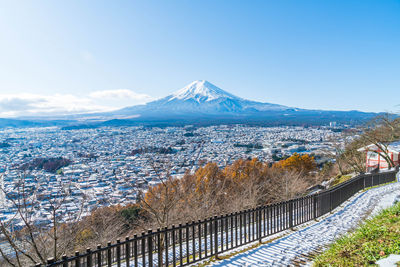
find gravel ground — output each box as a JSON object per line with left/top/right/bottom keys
{"left": 208, "top": 181, "right": 400, "bottom": 267}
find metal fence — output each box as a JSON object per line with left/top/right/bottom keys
{"left": 43, "top": 169, "right": 397, "bottom": 267}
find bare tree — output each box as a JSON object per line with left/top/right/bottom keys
{"left": 326, "top": 135, "right": 346, "bottom": 176}
{"left": 269, "top": 170, "right": 310, "bottom": 201}
{"left": 0, "top": 173, "right": 86, "bottom": 266}
{"left": 360, "top": 115, "right": 400, "bottom": 169}
{"left": 137, "top": 158, "right": 182, "bottom": 229}
{"left": 324, "top": 128, "right": 366, "bottom": 176}
{"left": 136, "top": 140, "right": 205, "bottom": 228}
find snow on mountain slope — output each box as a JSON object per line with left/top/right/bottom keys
{"left": 11, "top": 80, "right": 380, "bottom": 126}
{"left": 168, "top": 80, "right": 240, "bottom": 102}
{"left": 113, "top": 80, "right": 291, "bottom": 116}
{"left": 129, "top": 80, "right": 290, "bottom": 114}
{"left": 105, "top": 81, "right": 381, "bottom": 125}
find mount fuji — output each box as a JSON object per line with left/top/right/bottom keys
{"left": 2, "top": 80, "right": 382, "bottom": 128}
{"left": 99, "top": 80, "right": 378, "bottom": 126}
{"left": 111, "top": 80, "right": 293, "bottom": 117}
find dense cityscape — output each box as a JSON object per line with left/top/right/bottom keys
{"left": 0, "top": 124, "right": 347, "bottom": 229}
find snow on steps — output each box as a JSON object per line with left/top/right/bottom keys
{"left": 204, "top": 181, "right": 400, "bottom": 267}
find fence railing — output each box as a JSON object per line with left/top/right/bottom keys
{"left": 43, "top": 169, "right": 397, "bottom": 267}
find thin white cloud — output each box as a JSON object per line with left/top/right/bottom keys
{"left": 0, "top": 89, "right": 153, "bottom": 118}
{"left": 89, "top": 89, "right": 152, "bottom": 102}
{"left": 0, "top": 93, "right": 109, "bottom": 117}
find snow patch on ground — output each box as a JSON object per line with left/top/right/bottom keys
{"left": 208, "top": 182, "right": 400, "bottom": 267}
{"left": 376, "top": 254, "right": 400, "bottom": 267}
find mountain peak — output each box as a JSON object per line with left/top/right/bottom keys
{"left": 115, "top": 80, "right": 291, "bottom": 116}
{"left": 169, "top": 80, "right": 239, "bottom": 102}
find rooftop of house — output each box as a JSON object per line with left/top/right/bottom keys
{"left": 357, "top": 141, "right": 400, "bottom": 154}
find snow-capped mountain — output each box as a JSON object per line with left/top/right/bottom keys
{"left": 168, "top": 80, "right": 241, "bottom": 102}
{"left": 5, "top": 80, "right": 381, "bottom": 128}
{"left": 114, "top": 80, "right": 290, "bottom": 116}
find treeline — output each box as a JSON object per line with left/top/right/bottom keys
{"left": 144, "top": 155, "right": 317, "bottom": 226}
{"left": 233, "top": 143, "right": 263, "bottom": 149}
{"left": 19, "top": 157, "right": 72, "bottom": 173}
{"left": 130, "top": 146, "right": 177, "bottom": 155}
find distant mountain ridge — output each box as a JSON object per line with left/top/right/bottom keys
{"left": 0, "top": 80, "right": 386, "bottom": 128}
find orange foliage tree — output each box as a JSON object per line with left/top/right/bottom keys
{"left": 273, "top": 153, "right": 316, "bottom": 173}
{"left": 141, "top": 177, "right": 181, "bottom": 228}
{"left": 141, "top": 157, "right": 318, "bottom": 227}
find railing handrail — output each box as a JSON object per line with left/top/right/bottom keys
{"left": 43, "top": 168, "right": 398, "bottom": 267}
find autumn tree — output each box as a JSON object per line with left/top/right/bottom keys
{"left": 174, "top": 158, "right": 317, "bottom": 219}
{"left": 223, "top": 158, "right": 272, "bottom": 208}
{"left": 141, "top": 177, "right": 180, "bottom": 228}
{"left": 137, "top": 157, "right": 184, "bottom": 231}
{"left": 273, "top": 153, "right": 316, "bottom": 173}
{"left": 140, "top": 156, "right": 322, "bottom": 238}
{"left": 166, "top": 161, "right": 233, "bottom": 219}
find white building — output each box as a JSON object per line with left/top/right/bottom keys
{"left": 357, "top": 141, "right": 400, "bottom": 172}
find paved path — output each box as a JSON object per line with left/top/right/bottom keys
{"left": 208, "top": 182, "right": 400, "bottom": 267}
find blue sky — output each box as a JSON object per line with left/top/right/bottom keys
{"left": 0, "top": 0, "right": 399, "bottom": 117}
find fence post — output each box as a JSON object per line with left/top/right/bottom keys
{"left": 125, "top": 237, "right": 130, "bottom": 267}
{"left": 257, "top": 208, "right": 262, "bottom": 242}
{"left": 313, "top": 195, "right": 318, "bottom": 219}
{"left": 75, "top": 251, "right": 81, "bottom": 267}
{"left": 363, "top": 174, "right": 366, "bottom": 189}
{"left": 107, "top": 242, "right": 112, "bottom": 267}
{"left": 116, "top": 239, "right": 121, "bottom": 267}
{"left": 214, "top": 216, "right": 219, "bottom": 259}
{"left": 86, "top": 248, "right": 92, "bottom": 267}
{"left": 171, "top": 224, "right": 176, "bottom": 265}
{"left": 289, "top": 200, "right": 294, "bottom": 229}
{"left": 62, "top": 255, "right": 68, "bottom": 267}
{"left": 133, "top": 234, "right": 138, "bottom": 267}
{"left": 142, "top": 232, "right": 147, "bottom": 267}
{"left": 97, "top": 245, "right": 102, "bottom": 267}
{"left": 178, "top": 224, "right": 183, "bottom": 265}
{"left": 198, "top": 220, "right": 202, "bottom": 259}
{"left": 192, "top": 221, "right": 196, "bottom": 261}
{"left": 164, "top": 228, "right": 169, "bottom": 267}
{"left": 148, "top": 230, "right": 153, "bottom": 267}
{"left": 156, "top": 229, "right": 162, "bottom": 267}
